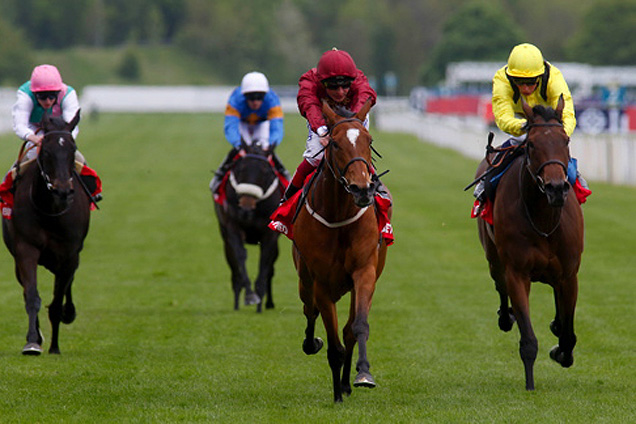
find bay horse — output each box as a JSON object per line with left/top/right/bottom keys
{"left": 2, "top": 110, "right": 91, "bottom": 355}
{"left": 292, "top": 99, "right": 391, "bottom": 402}
{"left": 213, "top": 142, "right": 285, "bottom": 312}
{"left": 475, "top": 96, "right": 584, "bottom": 390}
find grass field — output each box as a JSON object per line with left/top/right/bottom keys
{"left": 0, "top": 112, "right": 634, "bottom": 423}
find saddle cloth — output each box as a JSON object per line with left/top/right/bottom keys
{"left": 268, "top": 174, "right": 394, "bottom": 246}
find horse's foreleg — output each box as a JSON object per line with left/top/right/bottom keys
{"left": 506, "top": 272, "right": 538, "bottom": 390}
{"left": 351, "top": 268, "right": 377, "bottom": 389}
{"left": 255, "top": 233, "right": 279, "bottom": 312}
{"left": 299, "top": 276, "right": 322, "bottom": 355}
{"left": 15, "top": 250, "right": 42, "bottom": 355}
{"left": 316, "top": 289, "right": 345, "bottom": 403}
{"left": 488, "top": 256, "right": 515, "bottom": 332}
{"left": 221, "top": 229, "right": 257, "bottom": 309}
{"left": 549, "top": 277, "right": 578, "bottom": 368}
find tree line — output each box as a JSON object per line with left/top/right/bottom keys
{"left": 1, "top": 0, "right": 634, "bottom": 94}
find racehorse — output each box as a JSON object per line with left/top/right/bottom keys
{"left": 475, "top": 96, "right": 584, "bottom": 390}
{"left": 292, "top": 99, "right": 391, "bottom": 402}
{"left": 213, "top": 142, "right": 285, "bottom": 312}
{"left": 2, "top": 110, "right": 91, "bottom": 355}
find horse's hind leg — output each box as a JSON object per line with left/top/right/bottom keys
{"left": 255, "top": 233, "right": 278, "bottom": 312}
{"left": 341, "top": 296, "right": 357, "bottom": 396}
{"left": 221, "top": 229, "right": 258, "bottom": 309}
{"left": 48, "top": 266, "right": 77, "bottom": 354}
{"left": 549, "top": 277, "right": 578, "bottom": 368}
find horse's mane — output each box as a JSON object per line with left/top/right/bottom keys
{"left": 531, "top": 105, "right": 561, "bottom": 123}
{"left": 332, "top": 105, "right": 356, "bottom": 119}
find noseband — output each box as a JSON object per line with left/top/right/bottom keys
{"left": 325, "top": 118, "right": 372, "bottom": 194}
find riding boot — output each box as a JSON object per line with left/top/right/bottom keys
{"left": 280, "top": 183, "right": 300, "bottom": 204}
{"left": 210, "top": 147, "right": 239, "bottom": 194}
{"left": 80, "top": 174, "right": 102, "bottom": 202}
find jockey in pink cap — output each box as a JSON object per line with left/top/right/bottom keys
{"left": 0, "top": 65, "right": 102, "bottom": 217}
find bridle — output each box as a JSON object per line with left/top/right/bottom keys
{"left": 324, "top": 118, "right": 372, "bottom": 195}
{"left": 36, "top": 130, "right": 76, "bottom": 191}
{"left": 228, "top": 151, "right": 279, "bottom": 201}
{"left": 520, "top": 121, "right": 568, "bottom": 237}
{"left": 31, "top": 130, "right": 77, "bottom": 216}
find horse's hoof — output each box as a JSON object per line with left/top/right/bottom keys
{"left": 549, "top": 320, "right": 560, "bottom": 337}
{"left": 62, "top": 303, "right": 76, "bottom": 324}
{"left": 22, "top": 343, "right": 43, "bottom": 356}
{"left": 244, "top": 293, "right": 261, "bottom": 306}
{"left": 353, "top": 372, "right": 376, "bottom": 388}
{"left": 49, "top": 347, "right": 61, "bottom": 355}
{"left": 497, "top": 307, "right": 515, "bottom": 332}
{"left": 302, "top": 337, "right": 323, "bottom": 355}
{"left": 549, "top": 345, "right": 574, "bottom": 368}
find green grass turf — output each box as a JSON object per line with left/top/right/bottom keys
{"left": 0, "top": 113, "right": 633, "bottom": 422}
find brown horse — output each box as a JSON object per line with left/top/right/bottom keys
{"left": 2, "top": 111, "right": 91, "bottom": 355}
{"left": 292, "top": 99, "right": 391, "bottom": 402}
{"left": 476, "top": 97, "right": 584, "bottom": 390}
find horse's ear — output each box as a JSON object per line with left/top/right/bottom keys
{"left": 555, "top": 94, "right": 565, "bottom": 121}
{"left": 322, "top": 99, "right": 338, "bottom": 126}
{"left": 521, "top": 97, "right": 534, "bottom": 123}
{"left": 355, "top": 98, "right": 373, "bottom": 122}
{"left": 66, "top": 109, "right": 81, "bottom": 132}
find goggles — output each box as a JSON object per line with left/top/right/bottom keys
{"left": 245, "top": 92, "right": 265, "bottom": 101}
{"left": 512, "top": 77, "right": 539, "bottom": 86}
{"left": 322, "top": 77, "right": 354, "bottom": 90}
{"left": 35, "top": 91, "right": 59, "bottom": 101}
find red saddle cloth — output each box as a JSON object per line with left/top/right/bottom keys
{"left": 268, "top": 179, "right": 394, "bottom": 246}
{"left": 0, "top": 164, "right": 102, "bottom": 219}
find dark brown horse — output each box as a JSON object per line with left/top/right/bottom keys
{"left": 214, "top": 142, "right": 285, "bottom": 312}
{"left": 476, "top": 97, "right": 584, "bottom": 390}
{"left": 2, "top": 110, "right": 91, "bottom": 355}
{"left": 292, "top": 99, "right": 391, "bottom": 402}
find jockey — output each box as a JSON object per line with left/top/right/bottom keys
{"left": 210, "top": 71, "right": 287, "bottom": 194}
{"left": 473, "top": 43, "right": 591, "bottom": 210}
{"left": 281, "top": 48, "right": 378, "bottom": 201}
{"left": 6, "top": 64, "right": 101, "bottom": 203}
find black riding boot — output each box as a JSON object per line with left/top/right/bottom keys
{"left": 80, "top": 174, "right": 102, "bottom": 202}
{"left": 280, "top": 183, "right": 300, "bottom": 204}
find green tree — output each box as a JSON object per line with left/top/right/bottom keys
{"left": 421, "top": 0, "right": 526, "bottom": 85}
{"left": 0, "top": 18, "right": 34, "bottom": 86}
{"left": 567, "top": 0, "right": 636, "bottom": 65}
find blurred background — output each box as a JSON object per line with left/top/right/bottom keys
{"left": 1, "top": 0, "right": 635, "bottom": 179}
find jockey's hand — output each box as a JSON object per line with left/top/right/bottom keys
{"left": 27, "top": 134, "right": 43, "bottom": 146}
{"left": 319, "top": 135, "right": 330, "bottom": 146}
